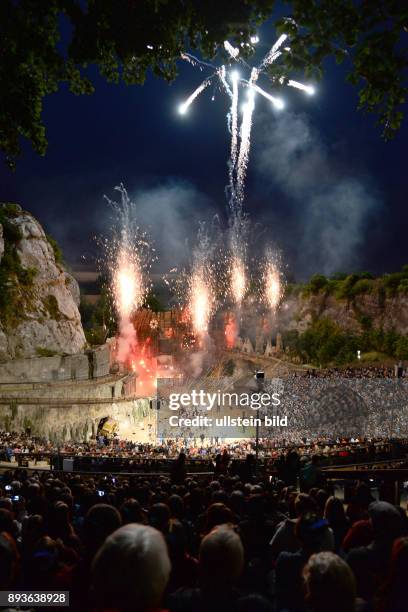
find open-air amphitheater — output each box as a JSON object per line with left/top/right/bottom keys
{"left": 0, "top": 339, "right": 157, "bottom": 443}
{"left": 0, "top": 205, "right": 406, "bottom": 451}
{"left": 0, "top": 328, "right": 294, "bottom": 444}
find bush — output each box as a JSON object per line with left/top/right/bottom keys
{"left": 222, "top": 359, "right": 235, "bottom": 376}
{"left": 144, "top": 293, "right": 164, "bottom": 312}
{"left": 289, "top": 318, "right": 408, "bottom": 366}
{"left": 398, "top": 279, "right": 408, "bottom": 294}
{"left": 43, "top": 295, "right": 61, "bottom": 320}
{"left": 36, "top": 347, "right": 58, "bottom": 357}
{"left": 85, "top": 327, "right": 107, "bottom": 346}
{"left": 308, "top": 274, "right": 328, "bottom": 293}
{"left": 395, "top": 337, "right": 408, "bottom": 360}
{"left": 382, "top": 272, "right": 406, "bottom": 296}
{"left": 334, "top": 274, "right": 361, "bottom": 299}
{"left": 351, "top": 278, "right": 373, "bottom": 296}
{"left": 0, "top": 238, "right": 37, "bottom": 328}
{"left": 46, "top": 234, "right": 63, "bottom": 265}
{"left": 79, "top": 289, "right": 117, "bottom": 340}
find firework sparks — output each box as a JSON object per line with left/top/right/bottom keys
{"left": 178, "top": 30, "right": 314, "bottom": 205}
{"left": 224, "top": 312, "right": 238, "bottom": 349}
{"left": 218, "top": 65, "right": 232, "bottom": 97}
{"left": 230, "top": 256, "right": 247, "bottom": 306}
{"left": 189, "top": 265, "right": 212, "bottom": 339}
{"left": 175, "top": 31, "right": 312, "bottom": 337}
{"left": 103, "top": 184, "right": 154, "bottom": 373}
{"left": 285, "top": 79, "right": 315, "bottom": 95}
{"left": 114, "top": 250, "right": 144, "bottom": 319}
{"left": 224, "top": 40, "right": 240, "bottom": 60}
{"left": 183, "top": 224, "right": 217, "bottom": 347}
{"left": 264, "top": 253, "right": 283, "bottom": 312}
{"left": 260, "top": 33, "right": 288, "bottom": 68}
{"left": 246, "top": 82, "right": 285, "bottom": 109}
{"left": 228, "top": 70, "right": 239, "bottom": 201}
{"left": 179, "top": 78, "right": 212, "bottom": 114}
{"left": 236, "top": 81, "right": 256, "bottom": 203}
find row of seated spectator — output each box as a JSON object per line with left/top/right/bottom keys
{"left": 0, "top": 454, "right": 407, "bottom": 611}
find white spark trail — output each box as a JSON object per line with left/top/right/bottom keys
{"left": 178, "top": 31, "right": 315, "bottom": 211}
{"left": 261, "top": 34, "right": 288, "bottom": 68}
{"left": 224, "top": 40, "right": 240, "bottom": 59}
{"left": 230, "top": 71, "right": 239, "bottom": 174}
{"left": 245, "top": 82, "right": 284, "bottom": 109}
{"left": 236, "top": 67, "right": 258, "bottom": 202}
{"left": 179, "top": 79, "right": 212, "bottom": 114}
{"left": 180, "top": 52, "right": 197, "bottom": 66}
{"left": 287, "top": 79, "right": 315, "bottom": 95}
{"left": 218, "top": 65, "right": 232, "bottom": 97}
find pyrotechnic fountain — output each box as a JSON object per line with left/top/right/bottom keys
{"left": 230, "top": 255, "right": 247, "bottom": 307}
{"left": 187, "top": 224, "right": 215, "bottom": 350}
{"left": 113, "top": 249, "right": 144, "bottom": 363}
{"left": 263, "top": 249, "right": 283, "bottom": 313}
{"left": 104, "top": 184, "right": 158, "bottom": 394}
{"left": 177, "top": 32, "right": 314, "bottom": 346}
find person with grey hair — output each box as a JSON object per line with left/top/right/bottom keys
{"left": 91, "top": 523, "right": 171, "bottom": 612}
{"left": 168, "top": 523, "right": 244, "bottom": 612}
{"left": 346, "top": 501, "right": 403, "bottom": 604}
{"left": 303, "top": 551, "right": 359, "bottom": 612}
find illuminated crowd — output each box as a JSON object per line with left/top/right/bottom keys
{"left": 0, "top": 450, "right": 407, "bottom": 611}
{"left": 297, "top": 365, "right": 403, "bottom": 378}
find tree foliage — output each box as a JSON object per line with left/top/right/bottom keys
{"left": 298, "top": 265, "right": 408, "bottom": 300}
{"left": 275, "top": 1, "right": 407, "bottom": 138}
{"left": 1, "top": 0, "right": 407, "bottom": 167}
{"left": 0, "top": 0, "right": 272, "bottom": 167}
{"left": 284, "top": 318, "right": 407, "bottom": 366}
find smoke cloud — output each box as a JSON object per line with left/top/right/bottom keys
{"left": 127, "top": 180, "right": 216, "bottom": 273}
{"left": 254, "top": 112, "right": 381, "bottom": 278}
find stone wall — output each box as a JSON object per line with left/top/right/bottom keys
{"left": 88, "top": 343, "right": 111, "bottom": 379}
{"left": 0, "top": 397, "right": 154, "bottom": 443}
{"left": 0, "top": 354, "right": 90, "bottom": 384}
{"left": 0, "top": 342, "right": 116, "bottom": 384}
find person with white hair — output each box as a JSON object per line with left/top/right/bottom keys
{"left": 303, "top": 551, "right": 359, "bottom": 612}
{"left": 91, "top": 523, "right": 171, "bottom": 611}
{"left": 168, "top": 523, "right": 244, "bottom": 612}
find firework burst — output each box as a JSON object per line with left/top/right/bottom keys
{"left": 178, "top": 31, "right": 314, "bottom": 206}
{"left": 177, "top": 31, "right": 311, "bottom": 329}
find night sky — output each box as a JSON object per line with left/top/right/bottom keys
{"left": 1, "top": 25, "right": 407, "bottom": 281}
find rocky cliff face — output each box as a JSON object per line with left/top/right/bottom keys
{"left": 279, "top": 291, "right": 408, "bottom": 335}
{"left": 0, "top": 204, "right": 86, "bottom": 361}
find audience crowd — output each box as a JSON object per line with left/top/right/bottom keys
{"left": 0, "top": 446, "right": 407, "bottom": 611}
{"left": 298, "top": 365, "right": 402, "bottom": 379}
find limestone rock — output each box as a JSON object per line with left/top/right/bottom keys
{"left": 0, "top": 328, "right": 7, "bottom": 362}
{"left": 0, "top": 206, "right": 86, "bottom": 361}
{"left": 64, "top": 272, "right": 81, "bottom": 306}
{"left": 242, "top": 338, "right": 254, "bottom": 355}
{"left": 264, "top": 340, "right": 274, "bottom": 357}
{"left": 279, "top": 291, "right": 408, "bottom": 337}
